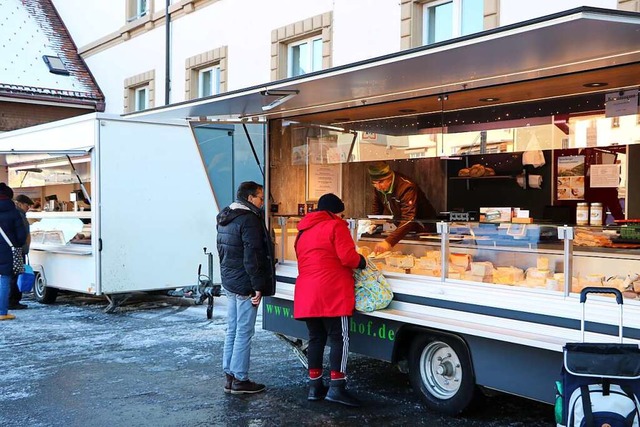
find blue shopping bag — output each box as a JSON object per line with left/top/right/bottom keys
{"left": 17, "top": 264, "right": 35, "bottom": 293}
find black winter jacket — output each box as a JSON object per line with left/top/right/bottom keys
{"left": 216, "top": 200, "right": 275, "bottom": 297}
{"left": 0, "top": 198, "right": 27, "bottom": 276}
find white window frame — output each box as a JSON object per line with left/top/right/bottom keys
{"left": 136, "top": 0, "right": 148, "bottom": 18}
{"left": 422, "top": 0, "right": 482, "bottom": 45}
{"left": 134, "top": 86, "right": 149, "bottom": 112}
{"left": 198, "top": 65, "right": 221, "bottom": 98}
{"left": 287, "top": 35, "right": 323, "bottom": 78}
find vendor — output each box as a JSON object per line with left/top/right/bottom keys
{"left": 368, "top": 161, "right": 436, "bottom": 253}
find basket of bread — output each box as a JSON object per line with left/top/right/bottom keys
{"left": 458, "top": 164, "right": 495, "bottom": 177}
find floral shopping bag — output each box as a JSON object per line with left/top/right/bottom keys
{"left": 353, "top": 259, "right": 393, "bottom": 312}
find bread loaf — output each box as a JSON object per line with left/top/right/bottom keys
{"left": 469, "top": 164, "right": 486, "bottom": 177}
{"left": 458, "top": 168, "right": 470, "bottom": 177}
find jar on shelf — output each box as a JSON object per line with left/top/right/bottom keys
{"left": 590, "top": 202, "right": 603, "bottom": 226}
{"left": 576, "top": 203, "right": 589, "bottom": 226}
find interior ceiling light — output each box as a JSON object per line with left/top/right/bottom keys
{"left": 583, "top": 82, "right": 608, "bottom": 88}
{"left": 479, "top": 97, "right": 499, "bottom": 102}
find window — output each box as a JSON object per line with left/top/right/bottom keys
{"left": 134, "top": 86, "right": 149, "bottom": 111}
{"left": 288, "top": 36, "right": 323, "bottom": 77}
{"left": 124, "top": 70, "right": 155, "bottom": 113}
{"left": 400, "top": 0, "right": 496, "bottom": 50}
{"left": 271, "top": 12, "right": 333, "bottom": 81}
{"left": 127, "top": 0, "right": 148, "bottom": 21}
{"left": 185, "top": 47, "right": 228, "bottom": 100}
{"left": 42, "top": 55, "right": 69, "bottom": 75}
{"left": 198, "top": 66, "right": 221, "bottom": 98}
{"left": 423, "top": 0, "right": 483, "bottom": 44}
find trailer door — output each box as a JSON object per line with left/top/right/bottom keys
{"left": 190, "top": 121, "right": 266, "bottom": 211}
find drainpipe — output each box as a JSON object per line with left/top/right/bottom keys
{"left": 165, "top": 0, "right": 171, "bottom": 105}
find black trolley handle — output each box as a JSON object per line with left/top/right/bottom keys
{"left": 580, "top": 287, "right": 623, "bottom": 343}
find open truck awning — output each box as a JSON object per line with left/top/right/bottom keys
{"left": 0, "top": 113, "right": 96, "bottom": 155}
{"left": 127, "top": 7, "right": 640, "bottom": 127}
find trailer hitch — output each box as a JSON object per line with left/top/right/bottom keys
{"left": 168, "top": 247, "right": 221, "bottom": 319}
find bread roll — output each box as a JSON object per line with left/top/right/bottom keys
{"left": 469, "top": 164, "right": 486, "bottom": 177}
{"left": 484, "top": 167, "right": 495, "bottom": 176}
{"left": 458, "top": 168, "right": 470, "bottom": 177}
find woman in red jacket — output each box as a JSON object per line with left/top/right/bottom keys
{"left": 294, "top": 193, "right": 365, "bottom": 407}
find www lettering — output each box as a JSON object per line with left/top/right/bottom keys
{"left": 265, "top": 304, "right": 395, "bottom": 341}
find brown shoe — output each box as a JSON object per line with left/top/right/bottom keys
{"left": 224, "top": 374, "right": 234, "bottom": 393}
{"left": 230, "top": 379, "right": 266, "bottom": 394}
{"left": 0, "top": 314, "right": 16, "bottom": 321}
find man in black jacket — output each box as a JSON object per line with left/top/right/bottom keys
{"left": 217, "top": 181, "right": 275, "bottom": 395}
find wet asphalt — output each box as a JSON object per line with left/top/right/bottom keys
{"left": 0, "top": 292, "right": 555, "bottom": 427}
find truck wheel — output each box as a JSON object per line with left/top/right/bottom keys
{"left": 34, "top": 273, "right": 58, "bottom": 304}
{"left": 408, "top": 334, "right": 477, "bottom": 416}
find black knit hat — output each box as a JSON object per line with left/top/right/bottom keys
{"left": 0, "top": 183, "right": 14, "bottom": 199}
{"left": 317, "top": 193, "right": 345, "bottom": 214}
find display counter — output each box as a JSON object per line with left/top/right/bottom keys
{"left": 271, "top": 216, "right": 640, "bottom": 300}
{"left": 27, "top": 211, "right": 92, "bottom": 255}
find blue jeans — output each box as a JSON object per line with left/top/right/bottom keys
{"left": 223, "top": 291, "right": 258, "bottom": 381}
{"left": 0, "top": 274, "right": 12, "bottom": 315}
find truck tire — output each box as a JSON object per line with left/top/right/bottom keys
{"left": 34, "top": 273, "right": 58, "bottom": 304}
{"left": 408, "top": 334, "right": 477, "bottom": 415}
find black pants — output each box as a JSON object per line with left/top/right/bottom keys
{"left": 8, "top": 276, "right": 21, "bottom": 305}
{"left": 305, "top": 316, "right": 349, "bottom": 374}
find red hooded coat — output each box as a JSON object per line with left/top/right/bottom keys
{"left": 294, "top": 211, "right": 362, "bottom": 319}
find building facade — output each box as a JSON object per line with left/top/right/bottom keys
{"left": 49, "top": 0, "right": 638, "bottom": 115}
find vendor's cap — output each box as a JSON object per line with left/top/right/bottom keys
{"left": 368, "top": 161, "right": 392, "bottom": 180}
{"left": 0, "top": 183, "right": 14, "bottom": 199}
{"left": 317, "top": 193, "right": 345, "bottom": 214}
{"left": 15, "top": 195, "right": 34, "bottom": 205}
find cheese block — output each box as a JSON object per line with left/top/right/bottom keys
{"left": 470, "top": 261, "right": 494, "bottom": 277}
{"left": 536, "top": 257, "right": 550, "bottom": 271}
{"left": 463, "top": 272, "right": 492, "bottom": 283}
{"left": 423, "top": 250, "right": 441, "bottom": 261}
{"left": 450, "top": 253, "right": 472, "bottom": 270}
{"left": 416, "top": 257, "right": 439, "bottom": 270}
{"left": 553, "top": 273, "right": 578, "bottom": 290}
{"left": 386, "top": 255, "right": 415, "bottom": 268}
{"left": 448, "top": 271, "right": 463, "bottom": 279}
{"left": 526, "top": 268, "right": 552, "bottom": 279}
{"left": 410, "top": 267, "right": 441, "bottom": 277}
{"left": 493, "top": 267, "right": 524, "bottom": 285}
{"left": 379, "top": 264, "right": 409, "bottom": 274}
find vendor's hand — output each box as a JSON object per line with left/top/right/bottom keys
{"left": 374, "top": 240, "right": 392, "bottom": 254}
{"left": 251, "top": 291, "right": 262, "bottom": 307}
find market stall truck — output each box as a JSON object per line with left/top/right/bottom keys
{"left": 0, "top": 113, "right": 218, "bottom": 311}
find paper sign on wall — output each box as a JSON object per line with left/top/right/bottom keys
{"left": 590, "top": 164, "right": 621, "bottom": 188}
{"left": 605, "top": 90, "right": 639, "bottom": 118}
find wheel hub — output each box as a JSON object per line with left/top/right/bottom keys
{"left": 421, "top": 342, "right": 463, "bottom": 399}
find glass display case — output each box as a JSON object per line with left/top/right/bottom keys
{"left": 271, "top": 216, "right": 640, "bottom": 300}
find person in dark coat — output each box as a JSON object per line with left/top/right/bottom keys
{"left": 0, "top": 183, "right": 28, "bottom": 321}
{"left": 294, "top": 193, "right": 366, "bottom": 407}
{"left": 217, "top": 181, "right": 275, "bottom": 395}
{"left": 368, "top": 161, "right": 437, "bottom": 253}
{"left": 9, "top": 194, "right": 34, "bottom": 309}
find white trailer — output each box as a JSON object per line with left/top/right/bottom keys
{"left": 0, "top": 113, "right": 218, "bottom": 310}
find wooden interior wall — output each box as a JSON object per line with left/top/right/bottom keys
{"left": 269, "top": 121, "right": 447, "bottom": 218}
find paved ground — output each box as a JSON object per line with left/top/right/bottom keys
{"left": 0, "top": 292, "right": 555, "bottom": 426}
